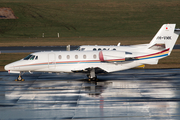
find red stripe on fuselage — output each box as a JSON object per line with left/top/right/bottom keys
{"left": 137, "top": 48, "right": 169, "bottom": 59}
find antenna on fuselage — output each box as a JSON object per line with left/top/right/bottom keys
{"left": 117, "top": 42, "right": 120, "bottom": 46}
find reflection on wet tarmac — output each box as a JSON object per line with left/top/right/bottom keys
{"left": 1, "top": 69, "right": 180, "bottom": 119}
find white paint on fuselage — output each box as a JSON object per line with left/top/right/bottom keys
{"left": 4, "top": 47, "right": 158, "bottom": 74}
{"left": 78, "top": 44, "right": 149, "bottom": 52}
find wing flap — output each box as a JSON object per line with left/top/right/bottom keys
{"left": 72, "top": 67, "right": 108, "bottom": 74}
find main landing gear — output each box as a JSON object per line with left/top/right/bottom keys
{"left": 15, "top": 72, "right": 25, "bottom": 81}
{"left": 87, "top": 68, "right": 98, "bottom": 81}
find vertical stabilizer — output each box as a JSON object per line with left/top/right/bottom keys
{"left": 148, "top": 24, "right": 180, "bottom": 55}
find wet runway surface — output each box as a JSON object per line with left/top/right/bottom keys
{"left": 1, "top": 69, "right": 180, "bottom": 119}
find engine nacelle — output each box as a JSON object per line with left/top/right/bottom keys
{"left": 99, "top": 51, "right": 125, "bottom": 62}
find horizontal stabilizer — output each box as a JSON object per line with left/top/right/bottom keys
{"left": 140, "top": 59, "right": 159, "bottom": 65}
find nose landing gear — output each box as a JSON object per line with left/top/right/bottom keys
{"left": 15, "top": 75, "right": 24, "bottom": 81}
{"left": 15, "top": 72, "right": 25, "bottom": 81}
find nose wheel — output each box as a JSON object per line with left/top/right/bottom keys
{"left": 15, "top": 72, "right": 25, "bottom": 81}
{"left": 15, "top": 75, "right": 24, "bottom": 81}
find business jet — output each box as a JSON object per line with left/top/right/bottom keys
{"left": 76, "top": 43, "right": 121, "bottom": 51}
{"left": 4, "top": 24, "right": 180, "bottom": 81}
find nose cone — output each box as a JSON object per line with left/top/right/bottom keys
{"left": 4, "top": 62, "right": 20, "bottom": 74}
{"left": 4, "top": 63, "right": 12, "bottom": 71}
{"left": 4, "top": 59, "right": 22, "bottom": 71}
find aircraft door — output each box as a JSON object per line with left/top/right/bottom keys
{"left": 48, "top": 53, "right": 56, "bottom": 69}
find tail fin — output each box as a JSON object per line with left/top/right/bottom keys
{"left": 148, "top": 24, "right": 180, "bottom": 55}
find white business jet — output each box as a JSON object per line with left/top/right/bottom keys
{"left": 77, "top": 43, "right": 122, "bottom": 51}
{"left": 4, "top": 24, "right": 180, "bottom": 81}
{"left": 76, "top": 43, "right": 121, "bottom": 51}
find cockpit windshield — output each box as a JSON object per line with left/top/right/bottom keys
{"left": 76, "top": 47, "right": 80, "bottom": 51}
{"left": 76, "top": 47, "right": 85, "bottom": 51}
{"left": 80, "top": 48, "right": 85, "bottom": 51}
{"left": 23, "top": 55, "right": 38, "bottom": 60}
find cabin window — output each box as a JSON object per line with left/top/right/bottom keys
{"left": 113, "top": 48, "right": 116, "bottom": 50}
{"left": 98, "top": 48, "right": 101, "bottom": 51}
{"left": 103, "top": 48, "right": 106, "bottom": 50}
{"left": 83, "top": 55, "right": 86, "bottom": 59}
{"left": 67, "top": 55, "right": 70, "bottom": 59}
{"left": 75, "top": 55, "right": 78, "bottom": 59}
{"left": 93, "top": 54, "right": 97, "bottom": 59}
{"left": 58, "top": 55, "right": 62, "bottom": 59}
{"left": 93, "top": 48, "right": 97, "bottom": 51}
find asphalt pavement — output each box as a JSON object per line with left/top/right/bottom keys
{"left": 1, "top": 69, "right": 180, "bottom": 119}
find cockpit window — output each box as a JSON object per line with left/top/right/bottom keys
{"left": 24, "top": 55, "right": 33, "bottom": 60}
{"left": 125, "top": 52, "right": 132, "bottom": 54}
{"left": 23, "top": 55, "right": 36, "bottom": 60}
{"left": 76, "top": 47, "right": 80, "bottom": 51}
{"left": 76, "top": 47, "right": 85, "bottom": 51}
{"left": 80, "top": 48, "right": 85, "bottom": 51}
{"left": 30, "top": 55, "right": 35, "bottom": 60}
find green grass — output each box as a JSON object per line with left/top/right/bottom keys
{"left": 0, "top": 0, "right": 180, "bottom": 39}
{"left": 0, "top": 37, "right": 154, "bottom": 46}
{"left": 1, "top": 0, "right": 180, "bottom": 70}
{"left": 0, "top": 53, "right": 29, "bottom": 71}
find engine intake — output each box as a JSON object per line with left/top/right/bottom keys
{"left": 99, "top": 51, "right": 125, "bottom": 62}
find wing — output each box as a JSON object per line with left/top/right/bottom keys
{"left": 72, "top": 67, "right": 108, "bottom": 74}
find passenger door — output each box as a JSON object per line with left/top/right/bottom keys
{"left": 48, "top": 53, "right": 56, "bottom": 69}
